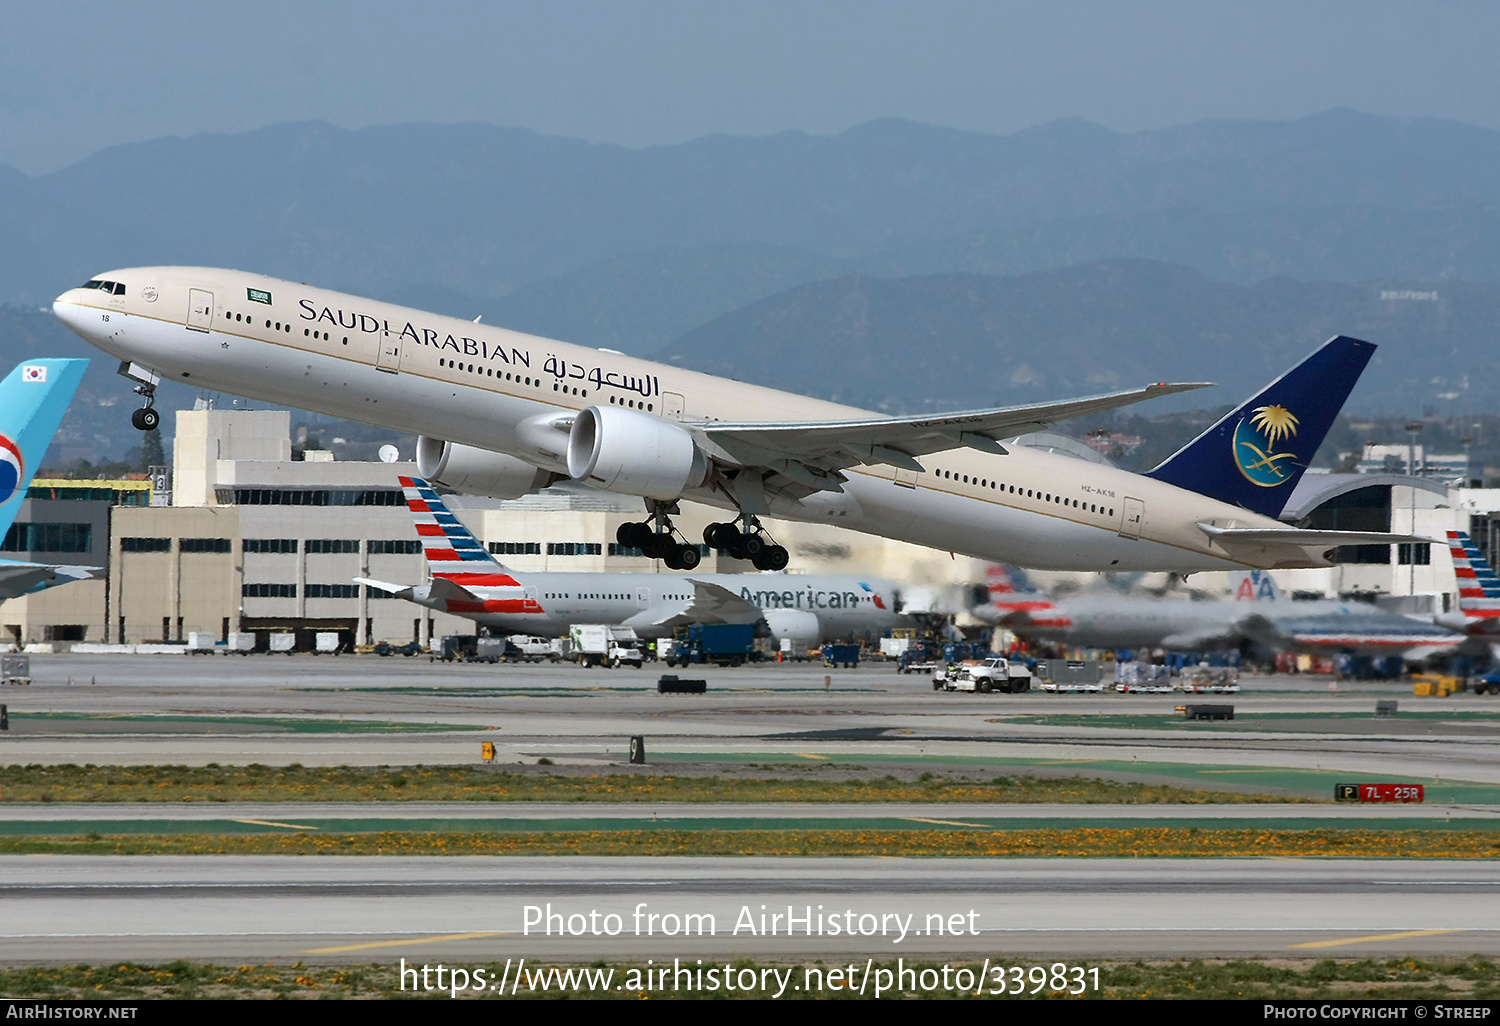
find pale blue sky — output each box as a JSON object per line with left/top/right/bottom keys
{"left": 3, "top": 0, "right": 1497, "bottom": 174}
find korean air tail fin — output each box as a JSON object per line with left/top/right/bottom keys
{"left": 399, "top": 476, "right": 522, "bottom": 587}
{"left": 0, "top": 359, "right": 89, "bottom": 535}
{"left": 1145, "top": 336, "right": 1375, "bottom": 518}
{"left": 1447, "top": 531, "right": 1500, "bottom": 625}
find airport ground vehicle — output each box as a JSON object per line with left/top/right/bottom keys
{"left": 506, "top": 636, "right": 559, "bottom": 662}
{"left": 664, "top": 623, "right": 757, "bottom": 667}
{"left": 569, "top": 624, "right": 644, "bottom": 668}
{"left": 941, "top": 656, "right": 1032, "bottom": 693}
{"left": 1469, "top": 671, "right": 1500, "bottom": 695}
{"left": 822, "top": 643, "right": 859, "bottom": 668}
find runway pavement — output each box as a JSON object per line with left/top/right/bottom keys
{"left": 0, "top": 855, "right": 1496, "bottom": 963}
{"left": 3, "top": 655, "right": 1498, "bottom": 788}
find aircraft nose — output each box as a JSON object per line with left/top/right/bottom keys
{"left": 53, "top": 290, "right": 87, "bottom": 333}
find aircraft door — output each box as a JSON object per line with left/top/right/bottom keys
{"left": 1119, "top": 496, "right": 1145, "bottom": 539}
{"left": 636, "top": 588, "right": 650, "bottom": 609}
{"left": 376, "top": 327, "right": 403, "bottom": 374}
{"left": 186, "top": 289, "right": 214, "bottom": 332}
{"left": 663, "top": 392, "right": 684, "bottom": 416}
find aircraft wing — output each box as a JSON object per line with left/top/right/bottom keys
{"left": 1158, "top": 626, "right": 1244, "bottom": 650}
{"left": 693, "top": 382, "right": 1211, "bottom": 490}
{"left": 623, "top": 579, "right": 762, "bottom": 631}
{"left": 0, "top": 561, "right": 99, "bottom": 600}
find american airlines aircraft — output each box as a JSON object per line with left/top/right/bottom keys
{"left": 357, "top": 476, "right": 905, "bottom": 645}
{"left": 52, "top": 268, "right": 1422, "bottom": 573}
{"left": 976, "top": 565, "right": 1465, "bottom": 656}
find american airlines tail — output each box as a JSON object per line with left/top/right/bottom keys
{"left": 1146, "top": 335, "right": 1375, "bottom": 518}
{"left": 1446, "top": 530, "right": 1500, "bottom": 633}
{"left": 394, "top": 476, "right": 542, "bottom": 614}
{"left": 978, "top": 565, "right": 1065, "bottom": 625}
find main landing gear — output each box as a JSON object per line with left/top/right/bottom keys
{"left": 704, "top": 518, "right": 789, "bottom": 571}
{"left": 129, "top": 383, "right": 159, "bottom": 431}
{"left": 616, "top": 502, "right": 704, "bottom": 571}
{"left": 616, "top": 506, "right": 791, "bottom": 572}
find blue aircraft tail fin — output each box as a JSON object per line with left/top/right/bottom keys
{"left": 1145, "top": 336, "right": 1375, "bottom": 518}
{"left": 0, "top": 359, "right": 89, "bottom": 533}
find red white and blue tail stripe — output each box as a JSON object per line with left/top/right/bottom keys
{"left": 399, "top": 476, "right": 527, "bottom": 591}
{"left": 984, "top": 564, "right": 1070, "bottom": 627}
{"left": 1448, "top": 530, "right": 1500, "bottom": 624}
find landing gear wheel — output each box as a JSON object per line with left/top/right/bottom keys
{"left": 742, "top": 533, "right": 766, "bottom": 559}
{"left": 752, "top": 544, "right": 789, "bottom": 572}
{"left": 703, "top": 523, "right": 734, "bottom": 549}
{"left": 662, "top": 545, "right": 684, "bottom": 570}
{"left": 676, "top": 544, "right": 702, "bottom": 570}
{"left": 131, "top": 407, "right": 159, "bottom": 431}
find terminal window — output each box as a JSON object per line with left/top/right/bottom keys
{"left": 1397, "top": 543, "right": 1432, "bottom": 565}
{"left": 179, "top": 538, "right": 232, "bottom": 553}
{"left": 368, "top": 539, "right": 422, "bottom": 554}
{"left": 305, "top": 584, "right": 359, "bottom": 598}
{"left": 2, "top": 522, "right": 92, "bottom": 553}
{"left": 121, "top": 537, "right": 171, "bottom": 553}
{"left": 305, "top": 539, "right": 360, "bottom": 554}
{"left": 547, "top": 542, "right": 603, "bottom": 556}
{"left": 242, "top": 583, "right": 295, "bottom": 598}
{"left": 243, "top": 538, "right": 298, "bottom": 553}
{"left": 489, "top": 541, "right": 541, "bottom": 555}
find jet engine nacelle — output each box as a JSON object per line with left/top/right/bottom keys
{"left": 415, "top": 436, "right": 555, "bottom": 499}
{"left": 762, "top": 609, "right": 823, "bottom": 648}
{"left": 567, "top": 406, "right": 707, "bottom": 500}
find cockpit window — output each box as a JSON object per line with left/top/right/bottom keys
{"left": 81, "top": 280, "right": 103, "bottom": 289}
{"left": 112, "top": 282, "right": 125, "bottom": 295}
{"left": 80, "top": 279, "right": 125, "bottom": 295}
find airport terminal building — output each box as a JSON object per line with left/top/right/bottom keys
{"left": 2, "top": 409, "right": 985, "bottom": 649}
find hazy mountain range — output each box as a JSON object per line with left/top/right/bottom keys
{"left": 5, "top": 108, "right": 1499, "bottom": 465}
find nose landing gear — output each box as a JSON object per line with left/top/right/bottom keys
{"left": 129, "top": 384, "right": 159, "bottom": 432}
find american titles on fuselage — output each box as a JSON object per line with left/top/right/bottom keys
{"left": 296, "top": 298, "right": 659, "bottom": 400}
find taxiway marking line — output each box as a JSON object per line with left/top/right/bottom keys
{"left": 904, "top": 817, "right": 987, "bottom": 828}
{"left": 1289, "top": 929, "right": 1462, "bottom": 949}
{"left": 303, "top": 932, "right": 507, "bottom": 954}
{"left": 232, "top": 819, "right": 319, "bottom": 830}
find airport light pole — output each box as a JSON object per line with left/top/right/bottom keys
{"left": 1405, "top": 421, "right": 1422, "bottom": 598}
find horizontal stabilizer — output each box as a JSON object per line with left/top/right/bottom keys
{"left": 1199, "top": 524, "right": 1432, "bottom": 550}
{"left": 353, "top": 576, "right": 417, "bottom": 600}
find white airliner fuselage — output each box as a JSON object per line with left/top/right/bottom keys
{"left": 53, "top": 267, "right": 1381, "bottom": 572}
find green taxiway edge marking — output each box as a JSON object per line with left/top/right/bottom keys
{"left": 646, "top": 752, "right": 1500, "bottom": 803}
{"left": 2, "top": 816, "right": 1496, "bottom": 836}
{"left": 8, "top": 713, "right": 486, "bottom": 734}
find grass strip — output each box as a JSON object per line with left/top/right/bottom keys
{"left": 0, "top": 956, "right": 1496, "bottom": 1000}
{"left": 0, "top": 764, "right": 1305, "bottom": 804}
{"left": 3, "top": 827, "right": 1499, "bottom": 857}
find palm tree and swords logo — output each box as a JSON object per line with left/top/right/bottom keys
{"left": 1233, "top": 404, "right": 1300, "bottom": 487}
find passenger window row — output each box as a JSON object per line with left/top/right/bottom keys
{"left": 930, "top": 467, "right": 1114, "bottom": 517}
{"left": 438, "top": 357, "right": 537, "bottom": 388}
{"left": 222, "top": 310, "right": 292, "bottom": 333}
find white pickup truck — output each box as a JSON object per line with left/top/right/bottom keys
{"left": 940, "top": 656, "right": 1032, "bottom": 694}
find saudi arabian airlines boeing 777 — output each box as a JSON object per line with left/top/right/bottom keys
{"left": 53, "top": 268, "right": 1423, "bottom": 573}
